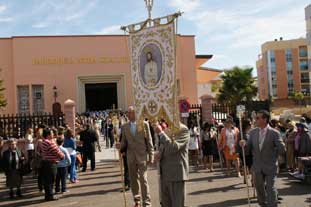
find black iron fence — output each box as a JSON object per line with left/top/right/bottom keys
{"left": 0, "top": 113, "right": 65, "bottom": 139}
{"left": 187, "top": 104, "right": 202, "bottom": 127}
{"left": 212, "top": 103, "right": 235, "bottom": 123}
{"left": 212, "top": 100, "right": 270, "bottom": 123}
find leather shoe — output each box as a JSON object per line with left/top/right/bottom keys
{"left": 120, "top": 186, "right": 130, "bottom": 192}
{"left": 45, "top": 197, "right": 59, "bottom": 201}
{"left": 9, "top": 191, "right": 14, "bottom": 199}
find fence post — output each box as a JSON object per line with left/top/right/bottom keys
{"left": 200, "top": 95, "right": 215, "bottom": 124}
{"left": 64, "top": 99, "right": 76, "bottom": 136}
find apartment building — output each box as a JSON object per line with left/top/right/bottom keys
{"left": 256, "top": 38, "right": 308, "bottom": 100}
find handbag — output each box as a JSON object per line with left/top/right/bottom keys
{"left": 76, "top": 154, "right": 82, "bottom": 165}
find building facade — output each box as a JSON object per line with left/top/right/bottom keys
{"left": 0, "top": 35, "right": 201, "bottom": 114}
{"left": 197, "top": 67, "right": 223, "bottom": 101}
{"left": 306, "top": 4, "right": 311, "bottom": 72}
{"left": 256, "top": 38, "right": 309, "bottom": 100}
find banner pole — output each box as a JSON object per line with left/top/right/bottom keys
{"left": 113, "top": 117, "right": 127, "bottom": 207}
{"left": 238, "top": 113, "right": 251, "bottom": 207}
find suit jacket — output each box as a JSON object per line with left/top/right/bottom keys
{"left": 79, "top": 128, "right": 99, "bottom": 152}
{"left": 159, "top": 123, "right": 190, "bottom": 182}
{"left": 121, "top": 122, "right": 154, "bottom": 164}
{"left": 2, "top": 149, "right": 24, "bottom": 174}
{"left": 246, "top": 126, "right": 285, "bottom": 175}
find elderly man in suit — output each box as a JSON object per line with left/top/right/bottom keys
{"left": 116, "top": 106, "right": 154, "bottom": 207}
{"left": 240, "top": 110, "right": 285, "bottom": 207}
{"left": 154, "top": 121, "right": 190, "bottom": 207}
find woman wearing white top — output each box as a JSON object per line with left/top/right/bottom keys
{"left": 218, "top": 118, "right": 241, "bottom": 177}
{"left": 189, "top": 123, "right": 199, "bottom": 168}
{"left": 25, "top": 128, "right": 34, "bottom": 174}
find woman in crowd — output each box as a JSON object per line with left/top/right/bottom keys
{"left": 64, "top": 129, "right": 78, "bottom": 183}
{"left": 291, "top": 122, "right": 311, "bottom": 178}
{"left": 237, "top": 119, "right": 253, "bottom": 183}
{"left": 218, "top": 118, "right": 241, "bottom": 177}
{"left": 188, "top": 123, "right": 200, "bottom": 168}
{"left": 285, "top": 121, "right": 297, "bottom": 172}
{"left": 295, "top": 122, "right": 311, "bottom": 158}
{"left": 200, "top": 122, "right": 217, "bottom": 171}
{"left": 25, "top": 128, "right": 34, "bottom": 174}
{"left": 33, "top": 127, "right": 44, "bottom": 192}
{"left": 2, "top": 139, "right": 25, "bottom": 198}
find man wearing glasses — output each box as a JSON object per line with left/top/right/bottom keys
{"left": 240, "top": 110, "right": 285, "bottom": 207}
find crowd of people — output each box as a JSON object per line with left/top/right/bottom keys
{"left": 0, "top": 125, "right": 81, "bottom": 200}
{"left": 0, "top": 109, "right": 129, "bottom": 201}
{"left": 186, "top": 110, "right": 311, "bottom": 207}
{"left": 0, "top": 108, "right": 310, "bottom": 206}
{"left": 187, "top": 112, "right": 311, "bottom": 179}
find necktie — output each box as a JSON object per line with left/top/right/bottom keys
{"left": 259, "top": 129, "right": 265, "bottom": 150}
{"left": 130, "top": 123, "right": 136, "bottom": 136}
{"left": 11, "top": 151, "right": 16, "bottom": 170}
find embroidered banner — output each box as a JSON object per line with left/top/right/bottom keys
{"left": 128, "top": 15, "right": 180, "bottom": 130}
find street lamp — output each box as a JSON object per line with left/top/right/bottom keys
{"left": 144, "top": 0, "right": 153, "bottom": 19}
{"left": 53, "top": 86, "right": 58, "bottom": 103}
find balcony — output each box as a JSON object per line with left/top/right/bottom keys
{"left": 299, "top": 48, "right": 308, "bottom": 58}
{"left": 301, "top": 78, "right": 310, "bottom": 83}
{"left": 300, "top": 65, "right": 309, "bottom": 71}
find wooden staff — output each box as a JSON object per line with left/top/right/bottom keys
{"left": 238, "top": 114, "right": 251, "bottom": 207}
{"left": 154, "top": 121, "right": 162, "bottom": 204}
{"left": 118, "top": 148, "right": 127, "bottom": 207}
{"left": 113, "top": 116, "right": 127, "bottom": 207}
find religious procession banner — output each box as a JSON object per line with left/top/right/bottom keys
{"left": 125, "top": 13, "right": 181, "bottom": 130}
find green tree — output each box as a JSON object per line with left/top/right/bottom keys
{"left": 217, "top": 66, "right": 257, "bottom": 105}
{"left": 294, "top": 91, "right": 304, "bottom": 105}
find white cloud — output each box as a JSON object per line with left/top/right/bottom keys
{"left": 63, "top": 1, "right": 97, "bottom": 22}
{"left": 32, "top": 23, "right": 48, "bottom": 28}
{"left": 201, "top": 7, "right": 305, "bottom": 49}
{"left": 28, "top": 1, "right": 99, "bottom": 27}
{"left": 0, "top": 17, "right": 13, "bottom": 22}
{"left": 0, "top": 4, "right": 7, "bottom": 13}
{"left": 168, "top": 0, "right": 309, "bottom": 69}
{"left": 168, "top": 0, "right": 201, "bottom": 13}
{"left": 95, "top": 25, "right": 122, "bottom": 34}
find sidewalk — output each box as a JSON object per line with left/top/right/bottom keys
{"left": 96, "top": 135, "right": 119, "bottom": 162}
{"left": 0, "top": 143, "right": 310, "bottom": 207}
{"left": 96, "top": 147, "right": 119, "bottom": 162}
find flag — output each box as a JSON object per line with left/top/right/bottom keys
{"left": 127, "top": 14, "right": 180, "bottom": 130}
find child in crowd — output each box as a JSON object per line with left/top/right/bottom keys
{"left": 55, "top": 137, "right": 71, "bottom": 193}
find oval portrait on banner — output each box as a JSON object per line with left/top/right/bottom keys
{"left": 140, "top": 43, "right": 163, "bottom": 88}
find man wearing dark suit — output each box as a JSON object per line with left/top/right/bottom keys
{"left": 154, "top": 122, "right": 190, "bottom": 207}
{"left": 241, "top": 110, "right": 285, "bottom": 207}
{"left": 116, "top": 106, "right": 154, "bottom": 207}
{"left": 2, "top": 139, "right": 25, "bottom": 198}
{"left": 80, "top": 124, "right": 99, "bottom": 172}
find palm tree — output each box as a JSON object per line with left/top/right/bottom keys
{"left": 217, "top": 66, "right": 257, "bottom": 106}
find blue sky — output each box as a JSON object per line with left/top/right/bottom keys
{"left": 0, "top": 0, "right": 310, "bottom": 71}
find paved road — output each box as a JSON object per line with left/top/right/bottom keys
{"left": 0, "top": 146, "right": 310, "bottom": 207}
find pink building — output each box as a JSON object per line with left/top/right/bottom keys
{"left": 0, "top": 35, "right": 204, "bottom": 114}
